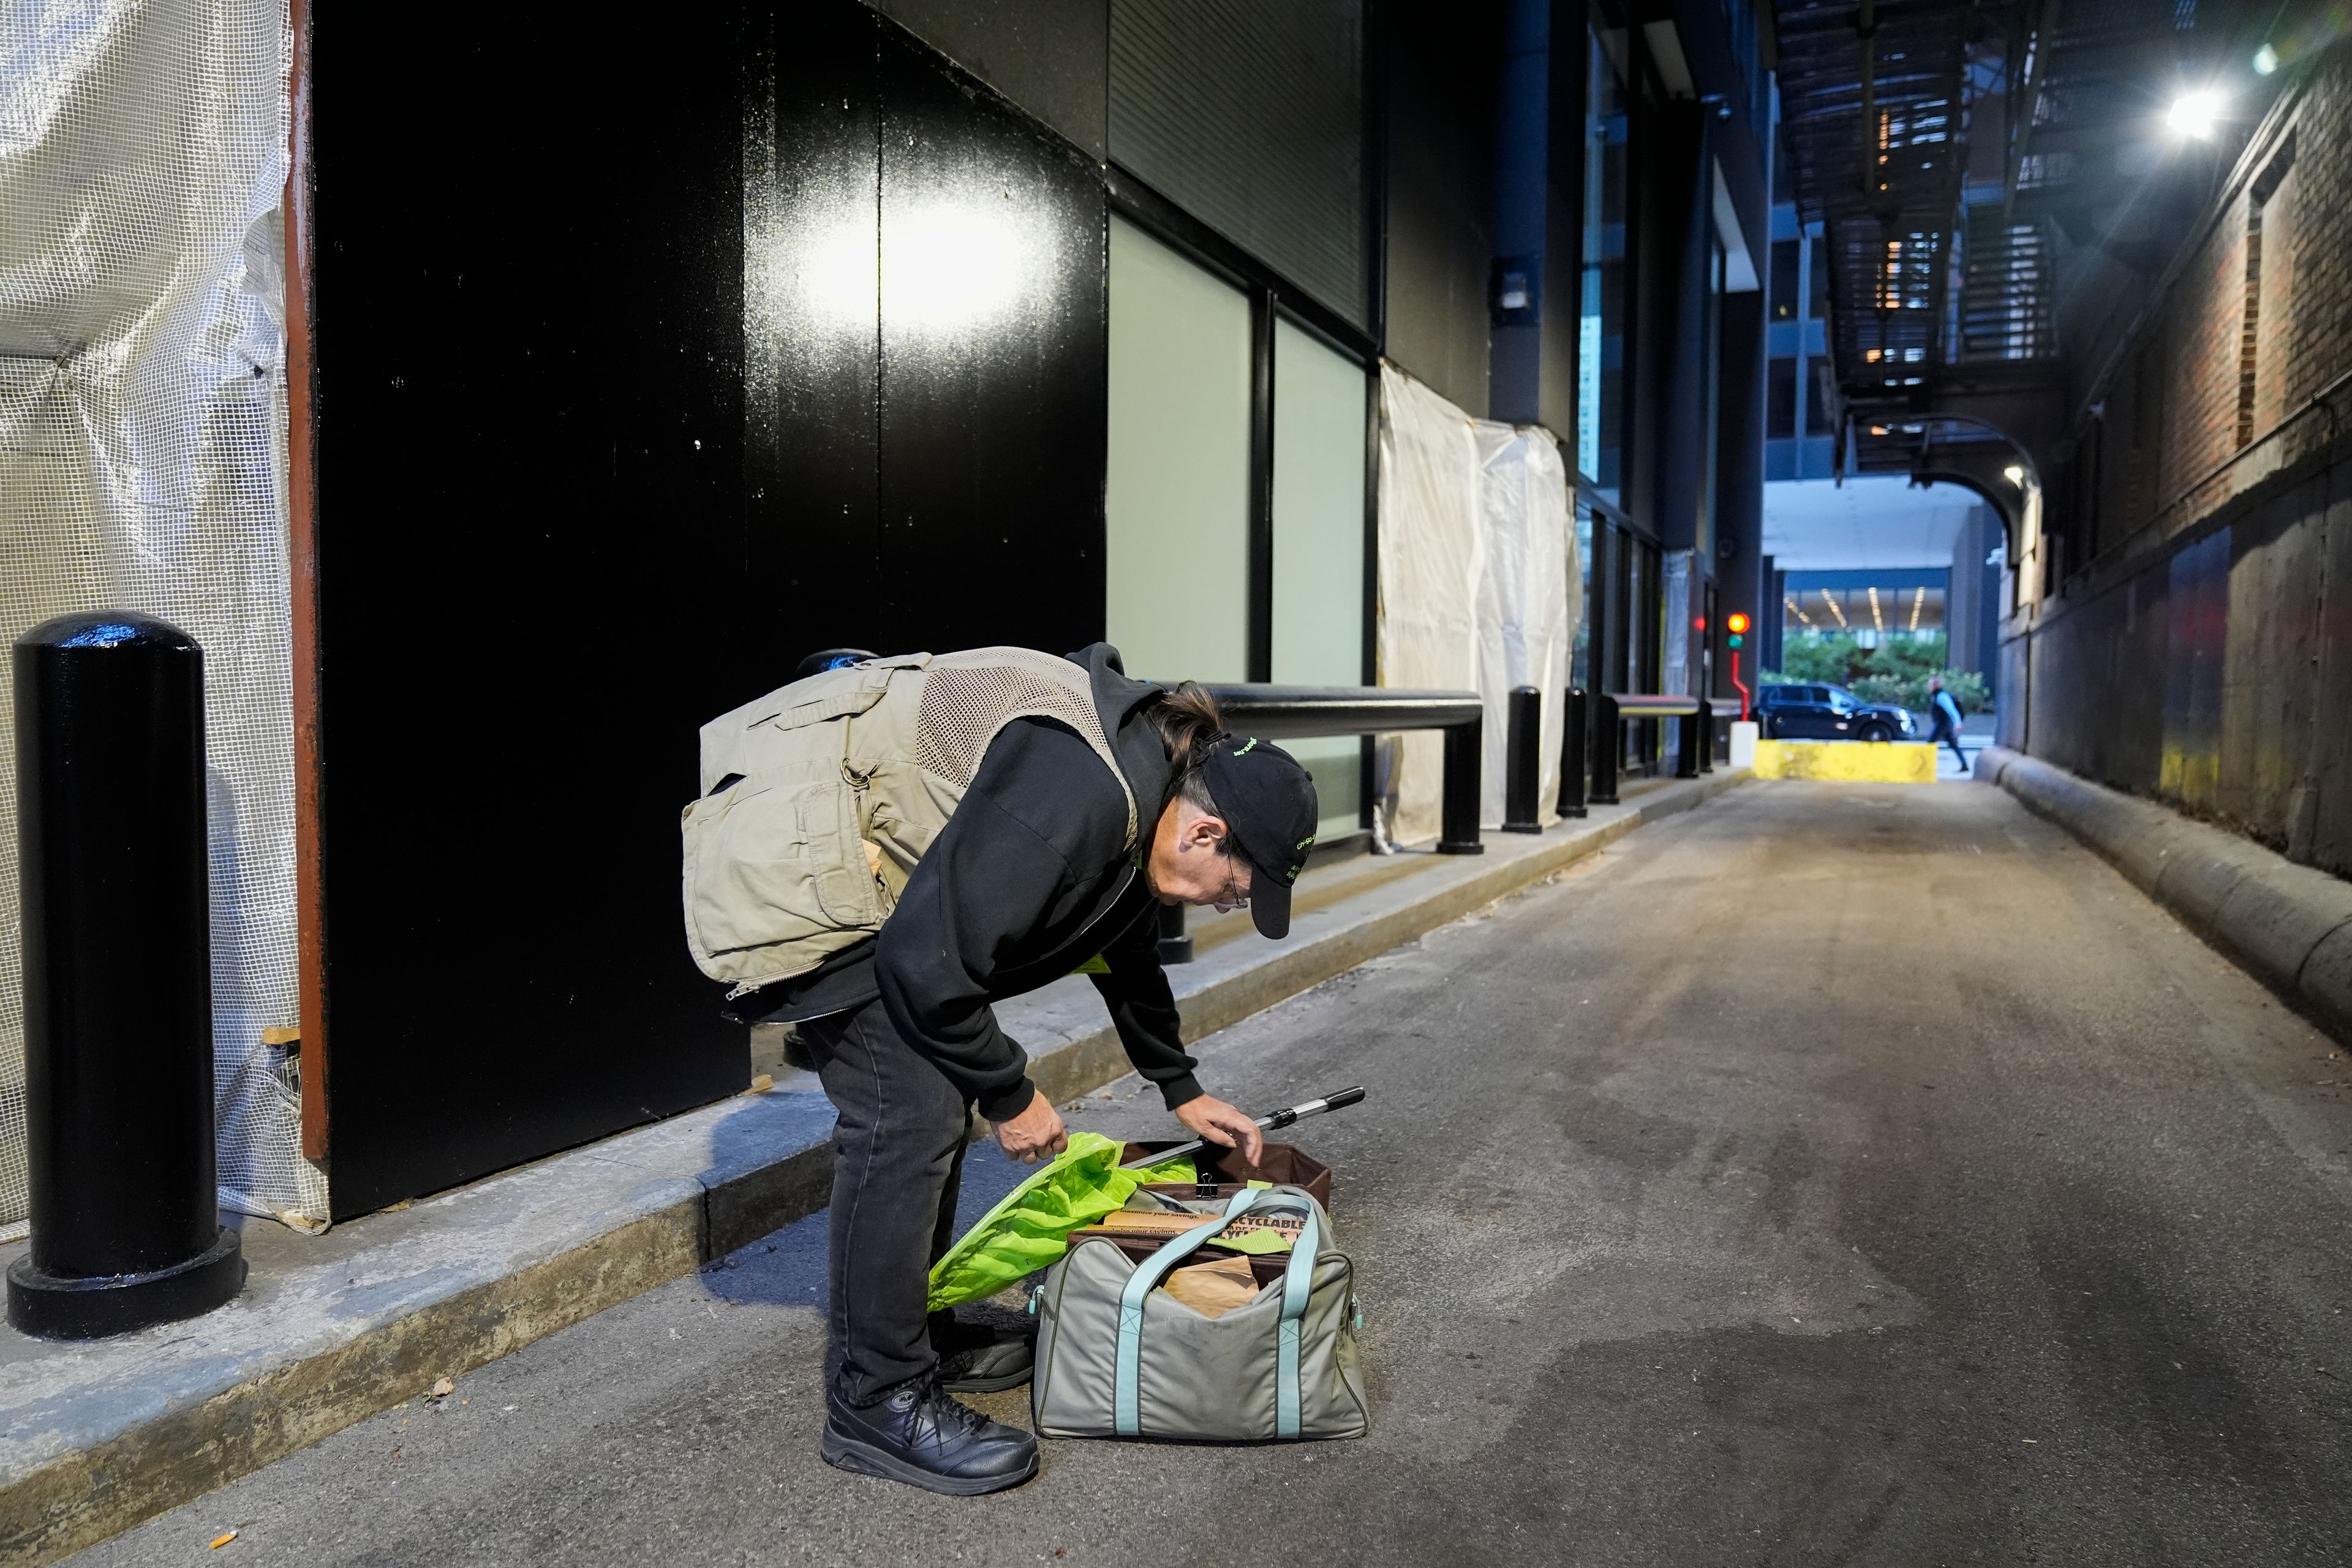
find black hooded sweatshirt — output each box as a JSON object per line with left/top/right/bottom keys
{"left": 727, "top": 644, "right": 1200, "bottom": 1124}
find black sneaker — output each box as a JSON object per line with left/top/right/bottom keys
{"left": 821, "top": 1380, "right": 1039, "bottom": 1496}
{"left": 932, "top": 1312, "right": 1035, "bottom": 1393}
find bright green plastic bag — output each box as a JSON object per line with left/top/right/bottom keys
{"left": 926, "top": 1133, "right": 1196, "bottom": 1311}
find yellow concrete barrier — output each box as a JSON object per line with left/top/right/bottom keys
{"left": 1752, "top": 738, "right": 1939, "bottom": 783}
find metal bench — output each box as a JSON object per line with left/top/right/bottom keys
{"left": 1585, "top": 692, "right": 1716, "bottom": 806}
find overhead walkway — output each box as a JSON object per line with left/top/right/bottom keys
{"left": 80, "top": 780, "right": 2352, "bottom": 1565}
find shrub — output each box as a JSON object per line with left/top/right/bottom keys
{"left": 1762, "top": 631, "right": 1991, "bottom": 714}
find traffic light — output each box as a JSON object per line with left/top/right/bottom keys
{"left": 1725, "top": 611, "right": 1750, "bottom": 649}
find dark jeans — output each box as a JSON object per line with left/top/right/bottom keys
{"left": 1931, "top": 716, "right": 1969, "bottom": 769}
{"left": 797, "top": 997, "right": 973, "bottom": 1406}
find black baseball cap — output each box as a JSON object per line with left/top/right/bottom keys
{"left": 1197, "top": 736, "right": 1320, "bottom": 940}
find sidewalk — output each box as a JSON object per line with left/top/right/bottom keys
{"left": 0, "top": 767, "right": 1746, "bottom": 1564}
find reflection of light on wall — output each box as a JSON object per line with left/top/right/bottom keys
{"left": 807, "top": 222, "right": 879, "bottom": 324}
{"left": 779, "top": 203, "right": 1035, "bottom": 332}
{"left": 752, "top": 208, "right": 877, "bottom": 332}
{"left": 885, "top": 205, "right": 1029, "bottom": 331}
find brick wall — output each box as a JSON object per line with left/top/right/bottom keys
{"left": 2155, "top": 187, "right": 2248, "bottom": 503}
{"left": 2072, "top": 49, "right": 2352, "bottom": 535}
{"left": 2280, "top": 61, "right": 2352, "bottom": 408}
{"left": 2015, "top": 42, "right": 2352, "bottom": 872}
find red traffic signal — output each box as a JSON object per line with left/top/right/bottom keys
{"left": 1725, "top": 611, "right": 1752, "bottom": 635}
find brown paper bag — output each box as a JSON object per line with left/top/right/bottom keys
{"left": 1161, "top": 1254, "right": 1262, "bottom": 1319}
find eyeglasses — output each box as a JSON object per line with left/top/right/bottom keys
{"left": 1215, "top": 854, "right": 1250, "bottom": 911}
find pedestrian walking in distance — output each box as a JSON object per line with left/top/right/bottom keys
{"left": 688, "top": 644, "right": 1319, "bottom": 1495}
{"left": 1928, "top": 676, "right": 1970, "bottom": 772}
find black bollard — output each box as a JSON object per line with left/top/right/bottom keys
{"left": 1156, "top": 899, "right": 1193, "bottom": 964}
{"left": 1676, "top": 707, "right": 1702, "bottom": 778}
{"left": 1502, "top": 687, "right": 1542, "bottom": 833}
{"left": 1436, "top": 717, "right": 1485, "bottom": 854}
{"left": 1557, "top": 688, "right": 1588, "bottom": 818}
{"left": 9, "top": 612, "right": 244, "bottom": 1340}
{"left": 1591, "top": 694, "right": 1621, "bottom": 805}
{"left": 1697, "top": 699, "right": 1715, "bottom": 774}
{"left": 1505, "top": 686, "right": 1543, "bottom": 832}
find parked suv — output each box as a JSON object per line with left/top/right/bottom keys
{"left": 1755, "top": 683, "right": 1918, "bottom": 742}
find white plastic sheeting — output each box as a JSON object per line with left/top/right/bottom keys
{"left": 0, "top": 0, "right": 321, "bottom": 1231}
{"left": 1375, "top": 365, "right": 1579, "bottom": 845}
{"left": 1474, "top": 424, "right": 1574, "bottom": 826}
{"left": 1374, "top": 368, "right": 1480, "bottom": 846}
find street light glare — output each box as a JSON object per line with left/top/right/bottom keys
{"left": 2167, "top": 89, "right": 2224, "bottom": 138}
{"left": 2254, "top": 43, "right": 2279, "bottom": 75}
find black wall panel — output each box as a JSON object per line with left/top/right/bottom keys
{"left": 315, "top": 7, "right": 755, "bottom": 1216}
{"left": 875, "top": 26, "right": 1109, "bottom": 655}
{"left": 1713, "top": 288, "right": 1767, "bottom": 681}
{"left": 1647, "top": 105, "right": 1711, "bottom": 557}
{"left": 744, "top": 4, "right": 883, "bottom": 665}
{"left": 1381, "top": 0, "right": 1504, "bottom": 418}
{"left": 316, "top": 1, "right": 1111, "bottom": 1215}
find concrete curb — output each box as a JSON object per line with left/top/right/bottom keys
{"left": 1975, "top": 746, "right": 2352, "bottom": 1041}
{"left": 0, "top": 769, "right": 1748, "bottom": 1564}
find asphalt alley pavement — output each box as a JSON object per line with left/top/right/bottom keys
{"left": 77, "top": 780, "right": 2352, "bottom": 1566}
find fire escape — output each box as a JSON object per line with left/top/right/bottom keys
{"left": 1772, "top": 0, "right": 2264, "bottom": 509}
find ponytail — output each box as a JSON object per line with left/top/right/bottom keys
{"left": 1145, "top": 682, "right": 1228, "bottom": 813}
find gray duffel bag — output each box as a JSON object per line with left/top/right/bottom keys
{"left": 1030, "top": 1185, "right": 1368, "bottom": 1442}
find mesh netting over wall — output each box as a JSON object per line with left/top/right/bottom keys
{"left": 0, "top": 0, "right": 323, "bottom": 1232}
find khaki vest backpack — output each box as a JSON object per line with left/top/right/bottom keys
{"left": 681, "top": 648, "right": 1140, "bottom": 997}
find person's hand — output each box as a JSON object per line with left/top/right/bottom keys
{"left": 993, "top": 1091, "right": 1069, "bottom": 1164}
{"left": 1174, "top": 1095, "right": 1264, "bottom": 1166}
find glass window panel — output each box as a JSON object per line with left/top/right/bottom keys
{"left": 1807, "top": 231, "right": 1831, "bottom": 320}
{"left": 1606, "top": 525, "right": 1631, "bottom": 692}
{"left": 1271, "top": 316, "right": 1369, "bottom": 839}
{"left": 1703, "top": 241, "right": 1723, "bottom": 549}
{"left": 1771, "top": 238, "right": 1800, "bottom": 320}
{"left": 1106, "top": 216, "right": 1252, "bottom": 681}
{"left": 1767, "top": 356, "right": 1796, "bottom": 440}
{"left": 1806, "top": 361, "right": 1835, "bottom": 435}
{"left": 1572, "top": 503, "right": 1594, "bottom": 689}
{"left": 1578, "top": 28, "right": 1630, "bottom": 500}
{"left": 1898, "top": 585, "right": 1945, "bottom": 635}
{"left": 1625, "top": 537, "right": 1662, "bottom": 769}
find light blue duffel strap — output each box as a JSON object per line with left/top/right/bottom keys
{"left": 1115, "top": 1187, "right": 1262, "bottom": 1436}
{"left": 1275, "top": 1207, "right": 1322, "bottom": 1438}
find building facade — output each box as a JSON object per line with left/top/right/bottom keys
{"left": 0, "top": 0, "right": 1779, "bottom": 1225}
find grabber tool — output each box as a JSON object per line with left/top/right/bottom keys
{"left": 1117, "top": 1086, "right": 1366, "bottom": 1170}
